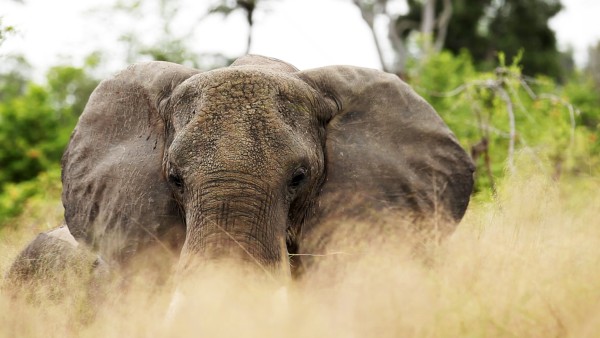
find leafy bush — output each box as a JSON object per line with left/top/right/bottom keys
{"left": 0, "top": 166, "right": 62, "bottom": 225}
{"left": 0, "top": 63, "right": 98, "bottom": 227}
{"left": 407, "top": 51, "right": 600, "bottom": 198}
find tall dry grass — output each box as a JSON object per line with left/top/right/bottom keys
{"left": 1, "top": 167, "right": 599, "bottom": 338}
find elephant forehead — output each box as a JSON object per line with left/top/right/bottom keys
{"left": 192, "top": 70, "right": 289, "bottom": 135}
{"left": 171, "top": 111, "right": 289, "bottom": 175}
{"left": 203, "top": 70, "right": 276, "bottom": 101}
{"left": 171, "top": 67, "right": 316, "bottom": 126}
{"left": 198, "top": 67, "right": 310, "bottom": 103}
{"left": 169, "top": 68, "right": 315, "bottom": 174}
{"left": 175, "top": 105, "right": 294, "bottom": 175}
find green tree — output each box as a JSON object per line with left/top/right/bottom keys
{"left": 394, "top": 0, "right": 565, "bottom": 79}
{"left": 443, "top": 0, "right": 493, "bottom": 64}
{"left": 352, "top": 0, "right": 453, "bottom": 75}
{"left": 0, "top": 60, "right": 100, "bottom": 224}
{"left": 46, "top": 54, "right": 102, "bottom": 120}
{"left": 408, "top": 51, "right": 599, "bottom": 196}
{"left": 0, "top": 64, "right": 98, "bottom": 186}
{"left": 0, "top": 55, "right": 31, "bottom": 102}
{"left": 587, "top": 40, "right": 600, "bottom": 89}
{"left": 485, "top": 0, "right": 564, "bottom": 79}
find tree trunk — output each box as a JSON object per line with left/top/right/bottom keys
{"left": 434, "top": 0, "right": 453, "bottom": 52}
{"left": 420, "top": 0, "right": 436, "bottom": 52}
{"left": 244, "top": 5, "right": 254, "bottom": 55}
{"left": 353, "top": 0, "right": 411, "bottom": 76}
{"left": 388, "top": 18, "right": 409, "bottom": 76}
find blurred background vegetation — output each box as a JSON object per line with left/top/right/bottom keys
{"left": 0, "top": 0, "right": 599, "bottom": 228}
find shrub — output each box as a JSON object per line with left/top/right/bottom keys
{"left": 408, "top": 51, "right": 600, "bottom": 198}
{"left": 0, "top": 64, "right": 98, "bottom": 227}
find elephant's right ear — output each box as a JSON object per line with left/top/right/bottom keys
{"left": 298, "top": 66, "right": 475, "bottom": 232}
{"left": 62, "top": 62, "right": 200, "bottom": 261}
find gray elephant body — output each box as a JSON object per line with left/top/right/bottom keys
{"left": 10, "top": 55, "right": 474, "bottom": 281}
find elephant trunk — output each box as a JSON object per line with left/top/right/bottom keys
{"left": 178, "top": 182, "right": 291, "bottom": 280}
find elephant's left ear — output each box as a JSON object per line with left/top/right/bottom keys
{"left": 61, "top": 62, "right": 200, "bottom": 261}
{"left": 298, "top": 66, "right": 475, "bottom": 226}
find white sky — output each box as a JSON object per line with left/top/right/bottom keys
{"left": 1, "top": 0, "right": 599, "bottom": 79}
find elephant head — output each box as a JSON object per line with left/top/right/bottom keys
{"left": 61, "top": 55, "right": 474, "bottom": 279}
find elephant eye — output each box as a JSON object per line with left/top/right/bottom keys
{"left": 168, "top": 168, "right": 184, "bottom": 192}
{"left": 289, "top": 167, "right": 308, "bottom": 191}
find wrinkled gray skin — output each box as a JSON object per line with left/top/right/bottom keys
{"left": 8, "top": 55, "right": 474, "bottom": 282}
{"left": 5, "top": 226, "right": 109, "bottom": 297}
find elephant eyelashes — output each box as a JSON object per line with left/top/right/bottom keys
{"left": 288, "top": 167, "right": 308, "bottom": 195}
{"left": 168, "top": 169, "right": 184, "bottom": 193}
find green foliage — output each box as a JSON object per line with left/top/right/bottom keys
{"left": 0, "top": 84, "right": 62, "bottom": 183}
{"left": 0, "top": 55, "right": 31, "bottom": 102}
{"left": 563, "top": 73, "right": 600, "bottom": 130}
{"left": 46, "top": 61, "right": 101, "bottom": 118}
{"left": 400, "top": 0, "right": 566, "bottom": 79}
{"left": 588, "top": 41, "right": 600, "bottom": 89}
{"left": 443, "top": 0, "right": 492, "bottom": 61}
{"left": 0, "top": 17, "right": 16, "bottom": 46}
{"left": 408, "top": 51, "right": 600, "bottom": 198}
{"left": 0, "top": 62, "right": 99, "bottom": 226}
{"left": 486, "top": 0, "right": 564, "bottom": 79}
{"left": 0, "top": 167, "right": 62, "bottom": 224}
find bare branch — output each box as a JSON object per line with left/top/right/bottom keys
{"left": 538, "top": 94, "right": 578, "bottom": 149}
{"left": 496, "top": 86, "right": 516, "bottom": 173}
{"left": 353, "top": 0, "right": 388, "bottom": 71}
{"left": 420, "top": 0, "right": 435, "bottom": 38}
{"left": 434, "top": 0, "right": 453, "bottom": 52}
{"left": 517, "top": 77, "right": 538, "bottom": 100}
{"left": 414, "top": 79, "right": 498, "bottom": 97}
{"left": 520, "top": 76, "right": 578, "bottom": 149}
{"left": 352, "top": 0, "right": 410, "bottom": 75}
{"left": 414, "top": 67, "right": 582, "bottom": 182}
{"left": 387, "top": 17, "right": 411, "bottom": 74}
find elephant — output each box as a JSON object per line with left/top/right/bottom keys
{"left": 4, "top": 226, "right": 109, "bottom": 302}
{"left": 7, "top": 55, "right": 474, "bottom": 286}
